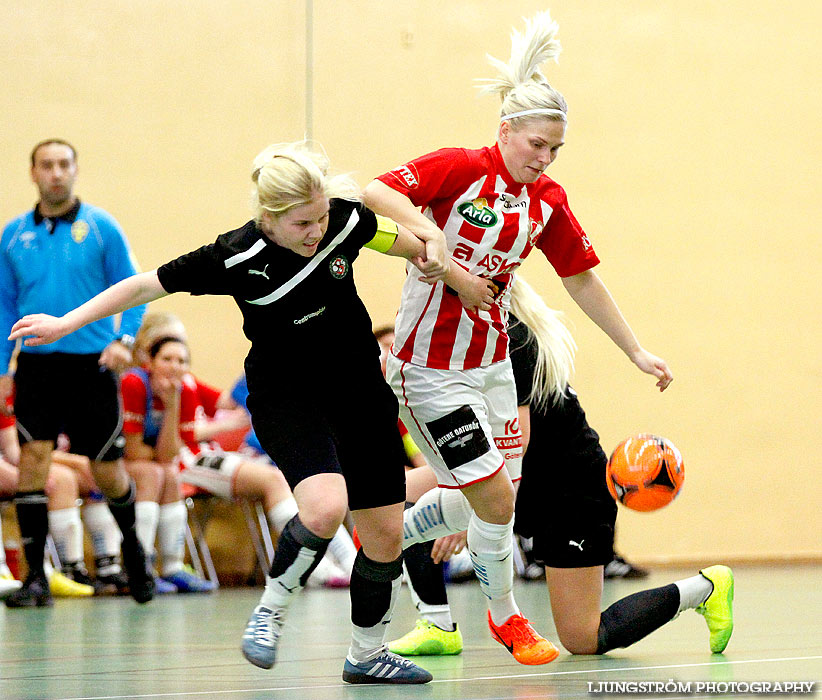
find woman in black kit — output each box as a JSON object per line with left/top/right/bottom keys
{"left": 9, "top": 141, "right": 493, "bottom": 685}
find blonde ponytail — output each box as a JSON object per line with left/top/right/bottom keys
{"left": 477, "top": 10, "right": 568, "bottom": 127}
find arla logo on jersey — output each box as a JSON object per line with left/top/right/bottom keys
{"left": 457, "top": 198, "right": 498, "bottom": 228}
{"left": 329, "top": 255, "right": 349, "bottom": 279}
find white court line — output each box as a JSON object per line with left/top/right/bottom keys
{"left": 46, "top": 655, "right": 822, "bottom": 700}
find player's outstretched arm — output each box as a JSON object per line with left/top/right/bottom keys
{"left": 377, "top": 223, "right": 493, "bottom": 312}
{"left": 562, "top": 269, "right": 673, "bottom": 391}
{"left": 364, "top": 180, "right": 448, "bottom": 282}
{"left": 9, "top": 270, "right": 168, "bottom": 347}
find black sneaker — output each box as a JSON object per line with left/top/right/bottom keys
{"left": 4, "top": 573, "right": 53, "bottom": 608}
{"left": 120, "top": 537, "right": 155, "bottom": 604}
{"left": 63, "top": 564, "right": 95, "bottom": 587}
{"left": 95, "top": 570, "right": 131, "bottom": 596}
{"left": 604, "top": 554, "right": 649, "bottom": 579}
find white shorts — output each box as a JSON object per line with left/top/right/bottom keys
{"left": 179, "top": 447, "right": 242, "bottom": 500}
{"left": 386, "top": 355, "right": 523, "bottom": 488}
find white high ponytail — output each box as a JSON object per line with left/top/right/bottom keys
{"left": 477, "top": 10, "right": 568, "bottom": 127}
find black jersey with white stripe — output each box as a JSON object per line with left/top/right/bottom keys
{"left": 157, "top": 199, "right": 382, "bottom": 385}
{"left": 509, "top": 313, "right": 606, "bottom": 493}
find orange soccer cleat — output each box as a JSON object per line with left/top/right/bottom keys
{"left": 487, "top": 611, "right": 559, "bottom": 665}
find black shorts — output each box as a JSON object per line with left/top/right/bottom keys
{"left": 14, "top": 352, "right": 124, "bottom": 462}
{"left": 246, "top": 365, "right": 406, "bottom": 511}
{"left": 514, "top": 398, "right": 617, "bottom": 568}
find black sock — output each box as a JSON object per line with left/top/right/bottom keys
{"left": 14, "top": 491, "right": 49, "bottom": 578}
{"left": 268, "top": 515, "right": 330, "bottom": 587}
{"left": 403, "top": 540, "right": 448, "bottom": 606}
{"left": 596, "top": 584, "right": 680, "bottom": 653}
{"left": 350, "top": 549, "right": 403, "bottom": 628}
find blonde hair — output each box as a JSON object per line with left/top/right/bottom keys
{"left": 133, "top": 310, "right": 188, "bottom": 367}
{"left": 251, "top": 141, "right": 361, "bottom": 223}
{"left": 477, "top": 10, "right": 567, "bottom": 128}
{"left": 509, "top": 275, "right": 576, "bottom": 408}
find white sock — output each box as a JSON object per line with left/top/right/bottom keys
{"left": 403, "top": 560, "right": 455, "bottom": 630}
{"left": 327, "top": 526, "right": 357, "bottom": 573}
{"left": 0, "top": 519, "right": 11, "bottom": 577}
{"left": 157, "top": 501, "right": 187, "bottom": 576}
{"left": 48, "top": 506, "right": 85, "bottom": 567}
{"left": 348, "top": 573, "right": 402, "bottom": 663}
{"left": 675, "top": 573, "right": 713, "bottom": 613}
{"left": 82, "top": 502, "right": 122, "bottom": 558}
{"left": 467, "top": 513, "right": 518, "bottom": 625}
{"left": 259, "top": 549, "right": 321, "bottom": 609}
{"left": 419, "top": 604, "right": 455, "bottom": 632}
{"left": 134, "top": 501, "right": 160, "bottom": 560}
{"left": 266, "top": 497, "right": 298, "bottom": 533}
{"left": 403, "top": 487, "right": 473, "bottom": 547}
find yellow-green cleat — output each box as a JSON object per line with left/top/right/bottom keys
{"left": 388, "top": 619, "right": 463, "bottom": 656}
{"left": 695, "top": 565, "right": 734, "bottom": 653}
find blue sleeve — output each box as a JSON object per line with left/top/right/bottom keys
{"left": 229, "top": 374, "right": 250, "bottom": 413}
{"left": 0, "top": 226, "right": 20, "bottom": 373}
{"left": 243, "top": 428, "right": 264, "bottom": 455}
{"left": 99, "top": 212, "right": 145, "bottom": 337}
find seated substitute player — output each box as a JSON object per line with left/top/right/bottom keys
{"left": 8, "top": 140, "right": 495, "bottom": 684}
{"left": 218, "top": 372, "right": 356, "bottom": 584}
{"left": 0, "top": 444, "right": 95, "bottom": 599}
{"left": 389, "top": 277, "right": 734, "bottom": 657}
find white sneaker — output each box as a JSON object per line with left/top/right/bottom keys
{"left": 307, "top": 556, "right": 350, "bottom": 588}
{"left": 0, "top": 572, "right": 23, "bottom": 599}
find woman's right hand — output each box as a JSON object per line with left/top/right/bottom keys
{"left": 150, "top": 374, "right": 182, "bottom": 404}
{"left": 8, "top": 314, "right": 72, "bottom": 346}
{"left": 458, "top": 276, "right": 495, "bottom": 313}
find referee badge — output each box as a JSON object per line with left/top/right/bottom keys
{"left": 71, "top": 220, "right": 90, "bottom": 243}
{"left": 329, "top": 255, "right": 349, "bottom": 279}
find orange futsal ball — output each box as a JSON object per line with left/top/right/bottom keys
{"left": 606, "top": 434, "right": 684, "bottom": 512}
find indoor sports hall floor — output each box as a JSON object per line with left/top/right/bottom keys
{"left": 1, "top": 565, "right": 820, "bottom": 700}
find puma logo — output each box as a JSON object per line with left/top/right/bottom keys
{"left": 569, "top": 539, "right": 585, "bottom": 551}
{"left": 248, "top": 264, "right": 270, "bottom": 280}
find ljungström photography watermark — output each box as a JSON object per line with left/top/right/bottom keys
{"left": 587, "top": 680, "right": 817, "bottom": 695}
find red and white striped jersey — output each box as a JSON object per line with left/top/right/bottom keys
{"left": 376, "top": 144, "right": 599, "bottom": 370}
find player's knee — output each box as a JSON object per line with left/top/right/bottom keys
{"left": 471, "top": 495, "right": 513, "bottom": 525}
{"left": 360, "top": 523, "right": 402, "bottom": 561}
{"left": 45, "top": 464, "right": 76, "bottom": 495}
{"left": 463, "top": 470, "right": 514, "bottom": 524}
{"left": 298, "top": 501, "right": 347, "bottom": 539}
{"left": 264, "top": 467, "right": 292, "bottom": 503}
{"left": 556, "top": 620, "right": 600, "bottom": 655}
